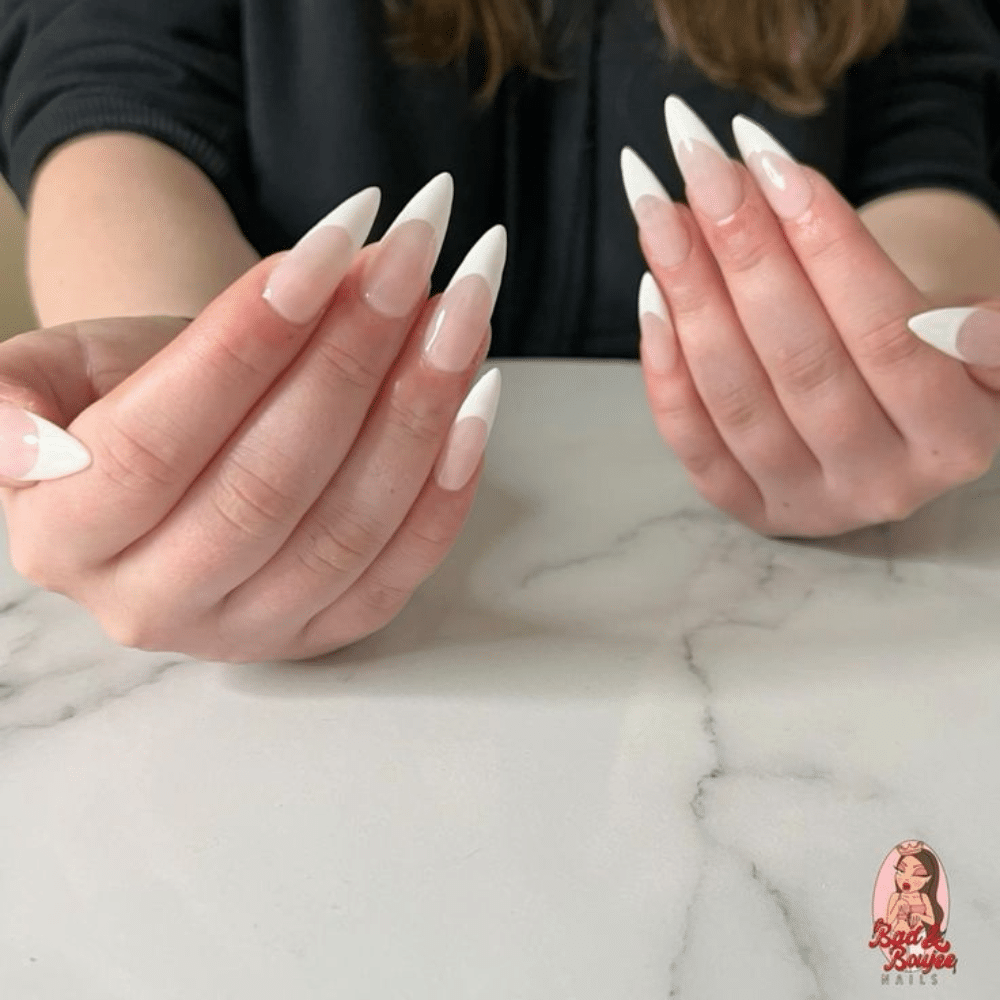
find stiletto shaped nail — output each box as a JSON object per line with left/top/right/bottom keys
{"left": 423, "top": 225, "right": 506, "bottom": 372}
{"left": 621, "top": 147, "right": 671, "bottom": 210}
{"left": 732, "top": 115, "right": 814, "bottom": 220}
{"left": 638, "top": 272, "right": 675, "bottom": 374}
{"left": 620, "top": 147, "right": 690, "bottom": 268}
{"left": 0, "top": 403, "right": 91, "bottom": 481}
{"left": 263, "top": 186, "right": 381, "bottom": 325}
{"left": 435, "top": 368, "right": 502, "bottom": 492}
{"left": 664, "top": 95, "right": 742, "bottom": 223}
{"left": 362, "top": 173, "right": 455, "bottom": 318}
{"left": 908, "top": 307, "right": 1000, "bottom": 366}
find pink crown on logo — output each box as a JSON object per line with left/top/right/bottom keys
{"left": 897, "top": 840, "right": 926, "bottom": 857}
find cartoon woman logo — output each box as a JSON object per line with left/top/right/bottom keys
{"left": 869, "top": 840, "right": 958, "bottom": 978}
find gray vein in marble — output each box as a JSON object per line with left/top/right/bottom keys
{"left": 0, "top": 656, "right": 190, "bottom": 741}
{"left": 668, "top": 625, "right": 832, "bottom": 999}
{"left": 518, "top": 513, "right": 683, "bottom": 589}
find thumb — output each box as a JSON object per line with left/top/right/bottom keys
{"left": 907, "top": 301, "right": 1000, "bottom": 392}
{"left": 0, "top": 315, "right": 190, "bottom": 489}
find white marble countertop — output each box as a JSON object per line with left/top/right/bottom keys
{"left": 0, "top": 359, "right": 997, "bottom": 999}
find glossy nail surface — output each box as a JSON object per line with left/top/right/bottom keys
{"left": 638, "top": 272, "right": 675, "bottom": 374}
{"left": 423, "top": 225, "right": 506, "bottom": 372}
{"left": 908, "top": 307, "right": 1000, "bottom": 366}
{"left": 263, "top": 187, "right": 381, "bottom": 325}
{"left": 436, "top": 368, "right": 502, "bottom": 491}
{"left": 664, "top": 95, "right": 743, "bottom": 223}
{"left": 0, "top": 404, "right": 91, "bottom": 481}
{"left": 361, "top": 173, "right": 454, "bottom": 319}
{"left": 732, "top": 115, "right": 814, "bottom": 221}
{"left": 620, "top": 147, "right": 691, "bottom": 269}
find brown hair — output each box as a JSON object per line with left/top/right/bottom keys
{"left": 384, "top": 0, "right": 908, "bottom": 116}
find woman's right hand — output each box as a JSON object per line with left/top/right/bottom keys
{"left": 0, "top": 175, "right": 505, "bottom": 663}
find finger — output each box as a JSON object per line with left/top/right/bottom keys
{"left": 26, "top": 185, "right": 385, "bottom": 566}
{"left": 656, "top": 98, "right": 908, "bottom": 490}
{"left": 907, "top": 304, "right": 1000, "bottom": 392}
{"left": 729, "top": 114, "right": 1000, "bottom": 461}
{"left": 296, "top": 367, "right": 502, "bottom": 660}
{"left": 637, "top": 273, "right": 768, "bottom": 530}
{"left": 0, "top": 317, "right": 188, "bottom": 491}
{"left": 621, "top": 147, "right": 822, "bottom": 514}
{"left": 110, "top": 177, "right": 458, "bottom": 615}
{"left": 219, "top": 226, "right": 506, "bottom": 638}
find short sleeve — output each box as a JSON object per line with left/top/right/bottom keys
{"left": 0, "top": 0, "right": 250, "bottom": 223}
{"left": 842, "top": 0, "right": 1000, "bottom": 218}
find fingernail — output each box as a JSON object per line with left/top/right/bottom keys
{"left": 731, "top": 115, "right": 814, "bottom": 221}
{"left": 620, "top": 147, "right": 691, "bottom": 269}
{"left": 664, "top": 95, "right": 743, "bottom": 223}
{"left": 362, "top": 173, "right": 454, "bottom": 318}
{"left": 638, "top": 272, "right": 675, "bottom": 374}
{"left": 0, "top": 404, "right": 91, "bottom": 481}
{"left": 423, "top": 225, "right": 506, "bottom": 372}
{"left": 908, "top": 307, "right": 1000, "bottom": 365}
{"left": 435, "top": 368, "right": 502, "bottom": 492}
{"left": 262, "top": 186, "right": 381, "bottom": 325}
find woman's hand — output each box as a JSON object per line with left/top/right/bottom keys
{"left": 0, "top": 177, "right": 505, "bottom": 663}
{"left": 622, "top": 96, "right": 1000, "bottom": 538}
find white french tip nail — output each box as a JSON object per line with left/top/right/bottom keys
{"left": 638, "top": 272, "right": 668, "bottom": 322}
{"left": 301, "top": 186, "right": 381, "bottom": 252}
{"left": 620, "top": 147, "right": 671, "bottom": 211}
{"left": 23, "top": 412, "right": 91, "bottom": 481}
{"left": 446, "top": 225, "right": 507, "bottom": 311}
{"left": 907, "top": 307, "right": 978, "bottom": 361}
{"left": 664, "top": 95, "right": 728, "bottom": 159}
{"left": 386, "top": 172, "right": 454, "bottom": 253}
{"left": 455, "top": 367, "right": 502, "bottom": 435}
{"left": 731, "top": 115, "right": 793, "bottom": 165}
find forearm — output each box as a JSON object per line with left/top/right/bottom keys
{"left": 858, "top": 188, "right": 1000, "bottom": 307}
{"left": 25, "top": 132, "right": 261, "bottom": 328}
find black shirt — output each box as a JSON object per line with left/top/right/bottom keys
{"left": 2, "top": 0, "right": 999, "bottom": 358}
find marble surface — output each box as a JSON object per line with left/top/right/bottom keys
{"left": 0, "top": 359, "right": 998, "bottom": 999}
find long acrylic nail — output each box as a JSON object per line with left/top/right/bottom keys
{"left": 361, "top": 173, "right": 454, "bottom": 319}
{"left": 423, "top": 225, "right": 506, "bottom": 372}
{"left": 638, "top": 272, "right": 675, "bottom": 374}
{"left": 262, "top": 187, "right": 381, "bottom": 325}
{"left": 908, "top": 307, "right": 1000, "bottom": 366}
{"left": 664, "top": 95, "right": 743, "bottom": 223}
{"left": 0, "top": 404, "right": 91, "bottom": 481}
{"left": 435, "top": 368, "right": 502, "bottom": 492}
{"left": 620, "top": 147, "right": 691, "bottom": 269}
{"left": 732, "top": 115, "right": 814, "bottom": 221}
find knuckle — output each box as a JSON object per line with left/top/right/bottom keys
{"left": 102, "top": 611, "right": 162, "bottom": 652}
{"left": 858, "top": 485, "right": 919, "bottom": 525}
{"left": 660, "top": 273, "right": 713, "bottom": 322}
{"left": 709, "top": 383, "right": 763, "bottom": 433}
{"left": 386, "top": 381, "right": 449, "bottom": 448}
{"left": 97, "top": 417, "right": 182, "bottom": 493}
{"left": 196, "top": 329, "right": 272, "bottom": 385}
{"left": 213, "top": 453, "right": 298, "bottom": 540}
{"left": 931, "top": 443, "right": 996, "bottom": 486}
{"left": 8, "top": 544, "right": 56, "bottom": 590}
{"left": 355, "top": 573, "right": 414, "bottom": 618}
{"left": 312, "top": 336, "right": 382, "bottom": 395}
{"left": 856, "top": 315, "right": 921, "bottom": 370}
{"left": 296, "top": 507, "right": 382, "bottom": 580}
{"left": 772, "top": 339, "right": 842, "bottom": 397}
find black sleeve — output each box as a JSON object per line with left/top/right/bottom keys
{"left": 0, "top": 0, "right": 251, "bottom": 225}
{"left": 842, "top": 0, "right": 1000, "bottom": 217}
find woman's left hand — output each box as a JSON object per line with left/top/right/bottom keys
{"left": 623, "top": 96, "right": 1000, "bottom": 538}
